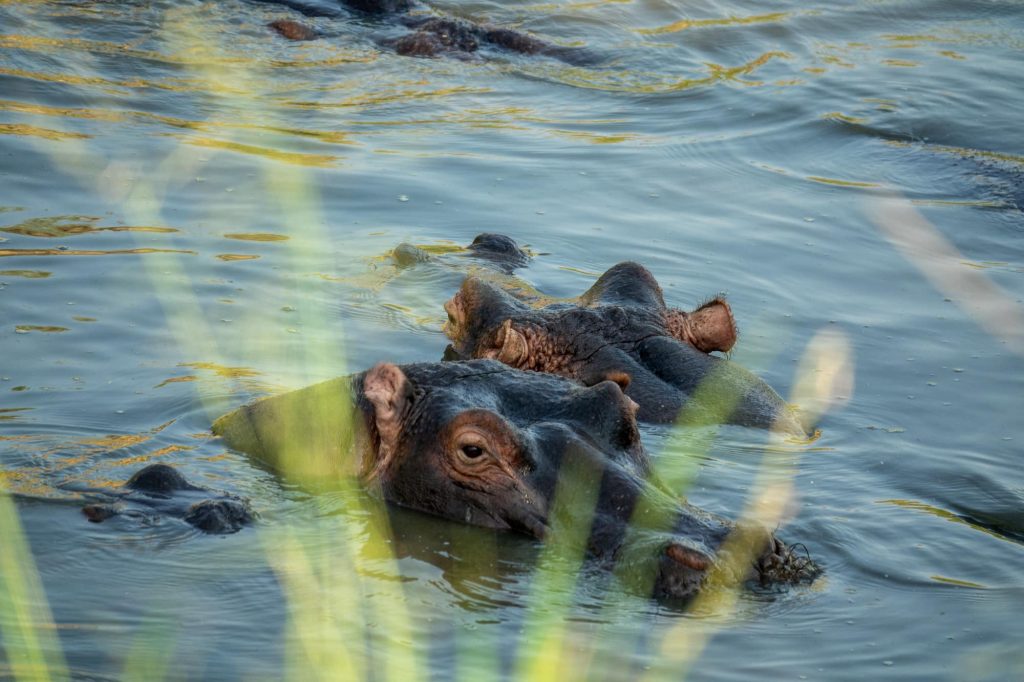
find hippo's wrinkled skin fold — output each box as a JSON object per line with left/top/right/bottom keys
{"left": 260, "top": 0, "right": 595, "bottom": 63}
{"left": 81, "top": 464, "right": 254, "bottom": 534}
{"left": 213, "top": 360, "right": 817, "bottom": 600}
{"left": 444, "top": 262, "right": 810, "bottom": 437}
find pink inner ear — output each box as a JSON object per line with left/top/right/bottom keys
{"left": 685, "top": 298, "right": 737, "bottom": 353}
{"left": 363, "top": 363, "right": 411, "bottom": 477}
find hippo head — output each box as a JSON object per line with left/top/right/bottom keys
{"left": 81, "top": 463, "right": 254, "bottom": 534}
{"left": 349, "top": 360, "right": 816, "bottom": 599}
{"left": 444, "top": 262, "right": 808, "bottom": 436}
{"left": 213, "top": 360, "right": 816, "bottom": 599}
{"left": 354, "top": 361, "right": 643, "bottom": 537}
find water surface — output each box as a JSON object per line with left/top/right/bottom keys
{"left": 1, "top": 0, "right": 1023, "bottom": 679}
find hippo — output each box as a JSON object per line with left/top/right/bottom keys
{"left": 80, "top": 463, "right": 255, "bottom": 534}
{"left": 212, "top": 360, "right": 817, "bottom": 600}
{"left": 260, "top": 0, "right": 595, "bottom": 63}
{"left": 391, "top": 232, "right": 531, "bottom": 273}
{"left": 443, "top": 261, "right": 810, "bottom": 437}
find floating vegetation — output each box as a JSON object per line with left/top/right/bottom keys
{"left": 0, "top": 270, "right": 50, "bottom": 278}
{"left": 0, "top": 248, "right": 195, "bottom": 258}
{"left": 14, "top": 325, "right": 69, "bottom": 333}
{"left": 216, "top": 253, "right": 261, "bottom": 261}
{"left": 637, "top": 12, "right": 791, "bottom": 36}
{"left": 0, "top": 123, "right": 90, "bottom": 141}
{"left": 807, "top": 175, "right": 881, "bottom": 188}
{"left": 0, "top": 215, "right": 178, "bottom": 238}
{"left": 224, "top": 233, "right": 290, "bottom": 242}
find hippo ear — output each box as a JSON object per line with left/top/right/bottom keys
{"left": 489, "top": 319, "right": 528, "bottom": 367}
{"left": 582, "top": 369, "right": 631, "bottom": 391}
{"left": 665, "top": 543, "right": 712, "bottom": 572}
{"left": 363, "top": 363, "right": 413, "bottom": 477}
{"left": 668, "top": 298, "right": 737, "bottom": 353}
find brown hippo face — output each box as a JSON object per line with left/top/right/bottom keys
{"left": 353, "top": 361, "right": 817, "bottom": 600}
{"left": 444, "top": 262, "right": 808, "bottom": 436}
{"left": 356, "top": 360, "right": 645, "bottom": 538}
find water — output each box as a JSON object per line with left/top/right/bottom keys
{"left": 2, "top": 0, "right": 1023, "bottom": 679}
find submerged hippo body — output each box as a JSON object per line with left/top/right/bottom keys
{"left": 444, "top": 262, "right": 809, "bottom": 436}
{"left": 262, "top": 0, "right": 594, "bottom": 63}
{"left": 81, "top": 464, "right": 254, "bottom": 534}
{"left": 213, "top": 360, "right": 816, "bottom": 600}
{"left": 392, "top": 233, "right": 531, "bottom": 273}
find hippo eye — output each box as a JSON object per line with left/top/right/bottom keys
{"left": 461, "top": 445, "right": 485, "bottom": 459}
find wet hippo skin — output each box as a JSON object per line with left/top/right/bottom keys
{"left": 259, "top": 0, "right": 596, "bottom": 63}
{"left": 81, "top": 463, "right": 255, "bottom": 534}
{"left": 212, "top": 360, "right": 817, "bottom": 600}
{"left": 444, "top": 261, "right": 810, "bottom": 437}
{"left": 391, "top": 233, "right": 531, "bottom": 273}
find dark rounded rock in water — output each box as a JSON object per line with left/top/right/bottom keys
{"left": 126, "top": 464, "right": 195, "bottom": 494}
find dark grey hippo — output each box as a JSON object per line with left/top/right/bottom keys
{"left": 212, "top": 360, "right": 817, "bottom": 601}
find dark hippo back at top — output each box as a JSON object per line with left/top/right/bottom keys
{"left": 444, "top": 262, "right": 809, "bottom": 436}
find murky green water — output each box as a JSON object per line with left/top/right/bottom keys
{"left": 2, "top": 0, "right": 1023, "bottom": 679}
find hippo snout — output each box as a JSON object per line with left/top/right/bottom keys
{"left": 755, "top": 536, "right": 820, "bottom": 586}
